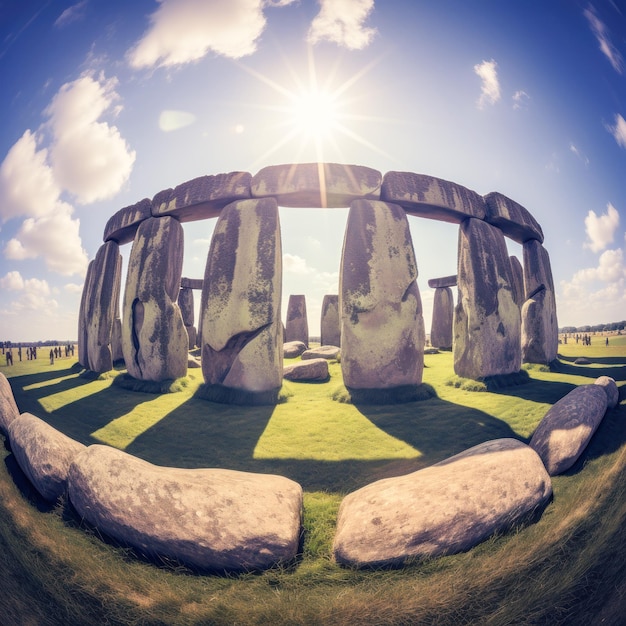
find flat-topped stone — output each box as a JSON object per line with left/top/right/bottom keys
{"left": 283, "top": 358, "right": 329, "bottom": 382}
{"left": 251, "top": 163, "right": 381, "bottom": 207}
{"left": 103, "top": 198, "right": 152, "bottom": 245}
{"left": 180, "top": 277, "right": 203, "bottom": 290}
{"left": 152, "top": 172, "right": 251, "bottom": 222}
{"left": 68, "top": 445, "right": 303, "bottom": 572}
{"left": 428, "top": 275, "right": 457, "bottom": 289}
{"left": 301, "top": 345, "right": 340, "bottom": 360}
{"left": 484, "top": 192, "right": 544, "bottom": 244}
{"left": 381, "top": 171, "right": 486, "bottom": 223}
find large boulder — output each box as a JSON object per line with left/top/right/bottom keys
{"left": 201, "top": 198, "right": 283, "bottom": 395}
{"left": 103, "top": 198, "right": 152, "bottom": 245}
{"left": 122, "top": 216, "right": 188, "bottom": 382}
{"left": 320, "top": 294, "right": 341, "bottom": 347}
{"left": 594, "top": 376, "right": 619, "bottom": 409}
{"left": 333, "top": 438, "right": 552, "bottom": 567}
{"left": 453, "top": 218, "right": 521, "bottom": 379}
{"left": 285, "top": 295, "right": 309, "bottom": 347}
{"left": 251, "top": 162, "right": 381, "bottom": 207}
{"left": 0, "top": 372, "right": 20, "bottom": 435}
{"left": 529, "top": 385, "right": 608, "bottom": 475}
{"left": 430, "top": 286, "right": 454, "bottom": 349}
{"left": 283, "top": 358, "right": 329, "bottom": 382}
{"left": 283, "top": 341, "right": 307, "bottom": 358}
{"left": 302, "top": 345, "right": 340, "bottom": 360}
{"left": 483, "top": 191, "right": 544, "bottom": 244}
{"left": 68, "top": 445, "right": 303, "bottom": 572}
{"left": 8, "top": 413, "right": 86, "bottom": 502}
{"left": 340, "top": 199, "right": 425, "bottom": 389}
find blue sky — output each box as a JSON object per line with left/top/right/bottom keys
{"left": 0, "top": 0, "right": 624, "bottom": 342}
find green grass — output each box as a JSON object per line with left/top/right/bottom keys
{"left": 1, "top": 338, "right": 625, "bottom": 625}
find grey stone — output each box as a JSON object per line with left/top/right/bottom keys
{"left": 77, "top": 260, "right": 95, "bottom": 369}
{"left": 302, "top": 345, "right": 340, "bottom": 360}
{"left": 430, "top": 286, "right": 454, "bottom": 349}
{"left": 427, "top": 275, "right": 457, "bottom": 289}
{"left": 103, "top": 198, "right": 152, "bottom": 245}
{"left": 320, "top": 295, "right": 341, "bottom": 347}
{"left": 283, "top": 341, "right": 307, "bottom": 358}
{"left": 529, "top": 385, "right": 608, "bottom": 475}
{"left": 285, "top": 295, "right": 309, "bottom": 347}
{"left": 111, "top": 318, "right": 124, "bottom": 363}
{"left": 381, "top": 171, "right": 486, "bottom": 223}
{"left": 188, "top": 355, "right": 201, "bottom": 368}
{"left": 186, "top": 326, "right": 197, "bottom": 350}
{"left": 483, "top": 191, "right": 544, "bottom": 244}
{"left": 454, "top": 218, "right": 521, "bottom": 379}
{"left": 178, "top": 287, "right": 195, "bottom": 327}
{"left": 340, "top": 199, "right": 424, "bottom": 389}
{"left": 68, "top": 444, "right": 303, "bottom": 571}
{"left": 152, "top": 172, "right": 251, "bottom": 222}
{"left": 8, "top": 413, "right": 86, "bottom": 502}
{"left": 122, "top": 216, "right": 188, "bottom": 382}
{"left": 333, "top": 438, "right": 552, "bottom": 567}
{"left": 201, "top": 198, "right": 282, "bottom": 394}
{"left": 283, "top": 358, "right": 329, "bottom": 381}
{"left": 180, "top": 277, "right": 203, "bottom": 290}
{"left": 594, "top": 376, "right": 619, "bottom": 409}
{"left": 0, "top": 372, "right": 20, "bottom": 436}
{"left": 251, "top": 162, "right": 381, "bottom": 207}
{"left": 509, "top": 255, "right": 524, "bottom": 307}
{"left": 574, "top": 357, "right": 591, "bottom": 365}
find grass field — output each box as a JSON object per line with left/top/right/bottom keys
{"left": 1, "top": 335, "right": 625, "bottom": 625}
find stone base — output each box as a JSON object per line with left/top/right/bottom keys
{"left": 197, "top": 383, "right": 281, "bottom": 406}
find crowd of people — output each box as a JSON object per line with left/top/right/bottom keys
{"left": 2, "top": 343, "right": 75, "bottom": 367}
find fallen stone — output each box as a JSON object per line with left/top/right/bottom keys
{"left": 381, "top": 171, "right": 486, "bottom": 223}
{"left": 103, "top": 198, "right": 152, "bottom": 245}
{"left": 483, "top": 191, "right": 544, "bottom": 244}
{"left": 430, "top": 286, "right": 454, "bottom": 349}
{"left": 9, "top": 413, "right": 86, "bottom": 502}
{"left": 283, "top": 341, "right": 307, "bottom": 358}
{"left": 283, "top": 358, "right": 329, "bottom": 381}
{"left": 574, "top": 357, "right": 591, "bottom": 365}
{"left": 285, "top": 295, "right": 309, "bottom": 347}
{"left": 251, "top": 162, "right": 381, "bottom": 207}
{"left": 529, "top": 384, "right": 608, "bottom": 475}
{"left": 0, "top": 372, "right": 20, "bottom": 436}
{"left": 302, "top": 345, "right": 340, "bottom": 360}
{"left": 152, "top": 172, "right": 251, "bottom": 222}
{"left": 188, "top": 355, "right": 202, "bottom": 368}
{"left": 68, "top": 445, "right": 303, "bottom": 572}
{"left": 594, "top": 376, "right": 619, "bottom": 409}
{"left": 427, "top": 275, "right": 457, "bottom": 289}
{"left": 320, "top": 295, "right": 341, "bottom": 347}
{"left": 333, "top": 438, "right": 552, "bottom": 567}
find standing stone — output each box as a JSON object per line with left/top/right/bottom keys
{"left": 430, "top": 286, "right": 454, "bottom": 349}
{"left": 178, "top": 287, "right": 197, "bottom": 349}
{"left": 522, "top": 240, "right": 558, "bottom": 364}
{"left": 509, "top": 255, "right": 524, "bottom": 307}
{"left": 77, "top": 260, "right": 95, "bottom": 369}
{"left": 85, "top": 241, "right": 122, "bottom": 373}
{"left": 122, "top": 216, "right": 188, "bottom": 382}
{"left": 320, "top": 295, "right": 340, "bottom": 347}
{"left": 285, "top": 295, "right": 309, "bottom": 347}
{"left": 201, "top": 198, "right": 282, "bottom": 396}
{"left": 340, "top": 199, "right": 424, "bottom": 389}
{"left": 454, "top": 218, "right": 521, "bottom": 379}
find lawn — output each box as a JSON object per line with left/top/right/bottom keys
{"left": 1, "top": 335, "right": 625, "bottom": 625}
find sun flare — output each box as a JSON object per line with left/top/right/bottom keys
{"left": 289, "top": 88, "right": 339, "bottom": 140}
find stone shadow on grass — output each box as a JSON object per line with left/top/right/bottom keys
{"left": 551, "top": 359, "right": 626, "bottom": 381}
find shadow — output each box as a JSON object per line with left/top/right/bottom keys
{"left": 558, "top": 354, "right": 626, "bottom": 365}
{"left": 491, "top": 378, "right": 578, "bottom": 404}
{"left": 3, "top": 453, "right": 56, "bottom": 513}
{"left": 551, "top": 360, "right": 626, "bottom": 381}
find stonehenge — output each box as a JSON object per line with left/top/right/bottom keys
{"left": 80, "top": 162, "right": 558, "bottom": 393}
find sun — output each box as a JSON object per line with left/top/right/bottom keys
{"left": 289, "top": 88, "right": 339, "bottom": 140}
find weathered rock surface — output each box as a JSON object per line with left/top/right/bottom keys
{"left": 381, "top": 172, "right": 486, "bottom": 223}
{"left": 301, "top": 345, "right": 340, "bottom": 360}
{"left": 77, "top": 260, "right": 95, "bottom": 369}
{"left": 283, "top": 358, "right": 329, "bottom": 381}
{"left": 178, "top": 287, "right": 197, "bottom": 349}
{"left": 427, "top": 274, "right": 457, "bottom": 289}
{"left": 8, "top": 413, "right": 86, "bottom": 502}
{"left": 122, "top": 216, "right": 188, "bottom": 382}
{"left": 111, "top": 318, "right": 124, "bottom": 363}
{"left": 68, "top": 445, "right": 303, "bottom": 571}
{"left": 285, "top": 295, "right": 309, "bottom": 347}
{"left": 181, "top": 277, "right": 203, "bottom": 290}
{"left": 454, "top": 218, "right": 521, "bottom": 379}
{"left": 201, "top": 198, "right": 282, "bottom": 394}
{"left": 283, "top": 341, "right": 307, "bottom": 358}
{"left": 483, "top": 191, "right": 544, "bottom": 244}
{"left": 430, "top": 286, "right": 454, "bottom": 349}
{"left": 0, "top": 372, "right": 20, "bottom": 435}
{"left": 529, "top": 385, "right": 608, "bottom": 475}
{"left": 333, "top": 438, "right": 552, "bottom": 567}
{"left": 509, "top": 255, "right": 524, "bottom": 307}
{"left": 320, "top": 294, "right": 340, "bottom": 347}
{"left": 251, "top": 162, "right": 381, "bottom": 207}
{"left": 340, "top": 199, "right": 424, "bottom": 389}
{"left": 594, "top": 376, "right": 619, "bottom": 409}
{"left": 104, "top": 198, "right": 152, "bottom": 245}
{"left": 152, "top": 172, "right": 251, "bottom": 222}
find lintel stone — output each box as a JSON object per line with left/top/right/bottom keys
{"left": 103, "top": 198, "right": 152, "bottom": 245}
{"left": 484, "top": 192, "right": 544, "bottom": 244}
{"left": 428, "top": 275, "right": 457, "bottom": 289}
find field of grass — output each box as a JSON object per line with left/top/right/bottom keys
{"left": 1, "top": 335, "right": 625, "bottom": 625}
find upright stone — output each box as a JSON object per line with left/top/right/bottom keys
{"left": 320, "top": 295, "right": 341, "bottom": 347}
{"left": 201, "top": 198, "right": 282, "bottom": 398}
{"left": 454, "top": 218, "right": 521, "bottom": 379}
{"left": 340, "top": 199, "right": 424, "bottom": 390}
{"left": 77, "top": 260, "right": 95, "bottom": 369}
{"left": 522, "top": 240, "right": 558, "bottom": 364}
{"left": 122, "top": 216, "right": 188, "bottom": 382}
{"left": 430, "top": 286, "right": 454, "bottom": 349}
{"left": 509, "top": 255, "right": 524, "bottom": 307}
{"left": 178, "top": 287, "right": 197, "bottom": 349}
{"left": 285, "top": 295, "right": 309, "bottom": 347}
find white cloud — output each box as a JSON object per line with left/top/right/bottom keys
{"left": 609, "top": 113, "right": 626, "bottom": 149}
{"left": 54, "top": 1, "right": 89, "bottom": 28}
{"left": 0, "top": 271, "right": 25, "bottom": 291}
{"left": 583, "top": 203, "right": 620, "bottom": 252}
{"left": 64, "top": 282, "right": 84, "bottom": 294}
{"left": 512, "top": 90, "right": 529, "bottom": 110}
{"left": 308, "top": 0, "right": 376, "bottom": 50}
{"left": 0, "top": 272, "right": 58, "bottom": 313}
{"left": 584, "top": 5, "right": 624, "bottom": 74}
{"left": 569, "top": 142, "right": 589, "bottom": 166}
{"left": 283, "top": 253, "right": 315, "bottom": 275}
{"left": 474, "top": 59, "right": 500, "bottom": 108}
{"left": 128, "top": 0, "right": 273, "bottom": 68}
{"left": 572, "top": 248, "right": 626, "bottom": 283}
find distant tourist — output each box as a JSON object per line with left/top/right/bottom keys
{"left": 6, "top": 350, "right": 13, "bottom": 366}
{"left": 49, "top": 348, "right": 54, "bottom": 365}
{"left": 606, "top": 337, "right": 609, "bottom": 347}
